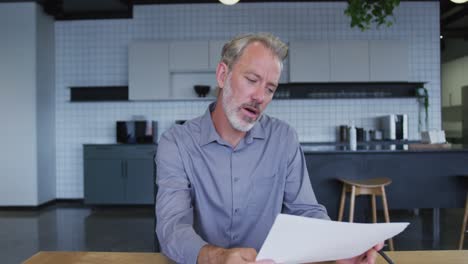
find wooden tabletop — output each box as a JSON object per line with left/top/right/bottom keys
{"left": 23, "top": 250, "right": 468, "bottom": 264}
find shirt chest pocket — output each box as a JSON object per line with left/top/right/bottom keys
{"left": 246, "top": 174, "right": 279, "bottom": 216}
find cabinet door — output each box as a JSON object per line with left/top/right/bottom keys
{"left": 170, "top": 41, "right": 209, "bottom": 71}
{"left": 209, "top": 40, "right": 226, "bottom": 70}
{"left": 330, "top": 40, "right": 369, "bottom": 82}
{"left": 125, "top": 159, "right": 155, "bottom": 204}
{"left": 369, "top": 40, "right": 408, "bottom": 81}
{"left": 84, "top": 159, "right": 126, "bottom": 204}
{"left": 129, "top": 42, "right": 170, "bottom": 100}
{"left": 289, "top": 41, "right": 330, "bottom": 82}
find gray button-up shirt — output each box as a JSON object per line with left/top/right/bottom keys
{"left": 156, "top": 103, "right": 329, "bottom": 264}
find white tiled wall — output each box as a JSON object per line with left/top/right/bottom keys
{"left": 55, "top": 2, "right": 441, "bottom": 198}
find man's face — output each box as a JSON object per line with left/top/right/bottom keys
{"left": 220, "top": 42, "right": 282, "bottom": 132}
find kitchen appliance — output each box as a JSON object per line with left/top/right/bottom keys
{"left": 116, "top": 121, "right": 158, "bottom": 144}
{"left": 380, "top": 114, "right": 408, "bottom": 140}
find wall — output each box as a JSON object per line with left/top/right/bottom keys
{"left": 36, "top": 3, "right": 56, "bottom": 204}
{"left": 442, "top": 39, "right": 468, "bottom": 63}
{"left": 0, "top": 3, "right": 38, "bottom": 205}
{"left": 55, "top": 2, "right": 441, "bottom": 198}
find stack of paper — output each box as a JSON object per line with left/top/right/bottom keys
{"left": 257, "top": 214, "right": 409, "bottom": 263}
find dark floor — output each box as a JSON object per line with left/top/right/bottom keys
{"left": 1, "top": 202, "right": 466, "bottom": 264}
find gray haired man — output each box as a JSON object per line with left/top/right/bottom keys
{"left": 156, "top": 33, "right": 383, "bottom": 264}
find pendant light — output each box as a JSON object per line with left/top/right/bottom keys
{"left": 450, "top": 0, "right": 468, "bottom": 3}
{"left": 219, "top": 0, "right": 240, "bottom": 5}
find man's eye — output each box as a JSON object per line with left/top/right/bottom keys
{"left": 246, "top": 77, "right": 257, "bottom": 83}
{"left": 267, "top": 88, "right": 275, "bottom": 94}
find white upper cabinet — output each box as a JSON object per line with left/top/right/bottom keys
{"left": 209, "top": 40, "right": 226, "bottom": 70}
{"left": 169, "top": 41, "right": 209, "bottom": 71}
{"left": 129, "top": 42, "right": 170, "bottom": 100}
{"left": 330, "top": 40, "right": 370, "bottom": 82}
{"left": 289, "top": 40, "right": 409, "bottom": 83}
{"left": 289, "top": 41, "right": 330, "bottom": 82}
{"left": 369, "top": 40, "right": 408, "bottom": 81}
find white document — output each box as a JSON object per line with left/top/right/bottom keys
{"left": 257, "top": 214, "right": 409, "bottom": 263}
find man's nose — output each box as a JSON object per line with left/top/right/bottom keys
{"left": 251, "top": 85, "right": 265, "bottom": 104}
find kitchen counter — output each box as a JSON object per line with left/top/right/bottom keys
{"left": 300, "top": 141, "right": 468, "bottom": 153}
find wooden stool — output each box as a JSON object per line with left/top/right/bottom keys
{"left": 338, "top": 177, "right": 394, "bottom": 251}
{"left": 459, "top": 192, "right": 468, "bottom": 250}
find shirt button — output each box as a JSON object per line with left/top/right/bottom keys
{"left": 234, "top": 208, "right": 239, "bottom": 214}
{"left": 234, "top": 177, "right": 240, "bottom": 182}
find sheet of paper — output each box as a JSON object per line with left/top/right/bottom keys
{"left": 256, "top": 214, "right": 409, "bottom": 263}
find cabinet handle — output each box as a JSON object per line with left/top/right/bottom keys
{"left": 124, "top": 161, "right": 128, "bottom": 178}
{"left": 121, "top": 160, "right": 126, "bottom": 178}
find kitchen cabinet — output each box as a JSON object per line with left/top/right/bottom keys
{"left": 170, "top": 41, "right": 209, "bottom": 71}
{"left": 330, "top": 40, "right": 370, "bottom": 82}
{"left": 209, "top": 40, "right": 226, "bottom": 70}
{"left": 84, "top": 145, "right": 156, "bottom": 205}
{"left": 128, "top": 40, "right": 226, "bottom": 100}
{"left": 289, "top": 40, "right": 409, "bottom": 83}
{"left": 289, "top": 41, "right": 330, "bottom": 82}
{"left": 369, "top": 40, "right": 408, "bottom": 81}
{"left": 129, "top": 42, "right": 170, "bottom": 100}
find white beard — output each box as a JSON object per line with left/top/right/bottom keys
{"left": 221, "top": 74, "right": 259, "bottom": 132}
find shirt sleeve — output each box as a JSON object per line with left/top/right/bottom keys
{"left": 155, "top": 129, "right": 208, "bottom": 264}
{"left": 281, "top": 128, "right": 330, "bottom": 220}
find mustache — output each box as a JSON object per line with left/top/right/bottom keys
{"left": 241, "top": 101, "right": 261, "bottom": 111}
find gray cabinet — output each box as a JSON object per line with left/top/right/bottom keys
{"left": 209, "top": 40, "right": 226, "bottom": 70}
{"left": 289, "top": 40, "right": 409, "bottom": 83}
{"left": 170, "top": 41, "right": 209, "bottom": 71}
{"left": 289, "top": 41, "right": 330, "bottom": 82}
{"left": 84, "top": 145, "right": 156, "bottom": 205}
{"left": 369, "top": 40, "right": 408, "bottom": 81}
{"left": 129, "top": 42, "right": 170, "bottom": 100}
{"left": 330, "top": 40, "right": 370, "bottom": 82}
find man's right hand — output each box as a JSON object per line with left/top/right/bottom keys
{"left": 197, "top": 245, "right": 275, "bottom": 264}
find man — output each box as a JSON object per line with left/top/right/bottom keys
{"left": 156, "top": 33, "right": 383, "bottom": 264}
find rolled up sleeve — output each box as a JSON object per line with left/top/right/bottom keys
{"left": 156, "top": 130, "right": 208, "bottom": 264}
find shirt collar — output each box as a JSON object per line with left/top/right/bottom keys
{"left": 199, "top": 102, "right": 266, "bottom": 147}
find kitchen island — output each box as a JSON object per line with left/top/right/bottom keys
{"left": 302, "top": 142, "right": 468, "bottom": 248}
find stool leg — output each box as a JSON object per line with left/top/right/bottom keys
{"left": 381, "top": 186, "right": 394, "bottom": 251}
{"left": 459, "top": 193, "right": 468, "bottom": 250}
{"left": 371, "top": 194, "right": 377, "bottom": 223}
{"left": 338, "top": 184, "right": 346, "bottom": 222}
{"left": 349, "top": 186, "right": 356, "bottom": 223}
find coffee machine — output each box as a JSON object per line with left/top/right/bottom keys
{"left": 380, "top": 115, "right": 408, "bottom": 140}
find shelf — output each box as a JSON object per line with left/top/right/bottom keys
{"left": 70, "top": 86, "right": 128, "bottom": 101}
{"left": 273, "top": 82, "right": 425, "bottom": 99}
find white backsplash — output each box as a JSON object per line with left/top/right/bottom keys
{"left": 56, "top": 2, "right": 441, "bottom": 198}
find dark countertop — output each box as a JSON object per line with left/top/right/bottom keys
{"left": 300, "top": 141, "right": 468, "bottom": 153}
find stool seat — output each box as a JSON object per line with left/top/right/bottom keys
{"left": 339, "top": 177, "right": 392, "bottom": 188}
{"left": 338, "top": 177, "right": 394, "bottom": 251}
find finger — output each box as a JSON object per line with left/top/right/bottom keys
{"left": 366, "top": 249, "right": 378, "bottom": 264}
{"left": 374, "top": 241, "right": 385, "bottom": 251}
{"left": 240, "top": 248, "right": 258, "bottom": 261}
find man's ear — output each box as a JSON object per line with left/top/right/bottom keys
{"left": 216, "top": 62, "right": 229, "bottom": 90}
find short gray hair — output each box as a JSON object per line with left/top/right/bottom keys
{"left": 220, "top": 32, "right": 288, "bottom": 71}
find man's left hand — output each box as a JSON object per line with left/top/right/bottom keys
{"left": 335, "top": 242, "right": 385, "bottom": 264}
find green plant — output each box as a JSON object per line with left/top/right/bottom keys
{"left": 344, "top": 0, "right": 401, "bottom": 31}
{"left": 417, "top": 87, "right": 429, "bottom": 131}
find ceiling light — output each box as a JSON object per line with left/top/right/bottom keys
{"left": 450, "top": 0, "right": 468, "bottom": 3}
{"left": 219, "top": 0, "right": 240, "bottom": 5}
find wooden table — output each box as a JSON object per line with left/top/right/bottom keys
{"left": 23, "top": 250, "right": 468, "bottom": 264}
